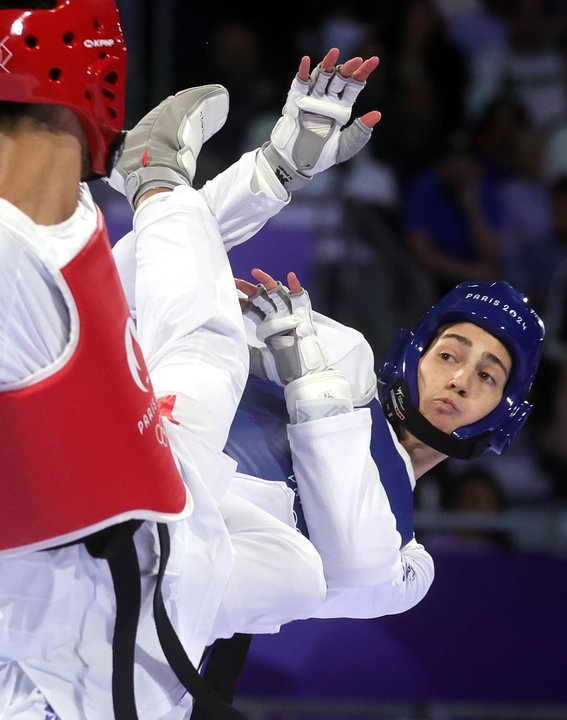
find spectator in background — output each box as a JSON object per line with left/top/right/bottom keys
{"left": 402, "top": 132, "right": 503, "bottom": 300}
{"left": 542, "top": 15, "right": 567, "bottom": 181}
{"left": 294, "top": 2, "right": 371, "bottom": 60}
{"left": 185, "top": 21, "right": 282, "bottom": 185}
{"left": 470, "top": 95, "right": 531, "bottom": 187}
{"left": 423, "top": 466, "right": 511, "bottom": 553}
{"left": 326, "top": 148, "right": 436, "bottom": 366}
{"left": 438, "top": 0, "right": 512, "bottom": 70}
{"left": 372, "top": 0, "right": 469, "bottom": 186}
{"left": 536, "top": 177, "right": 567, "bottom": 497}
{"left": 499, "top": 125, "right": 566, "bottom": 315}
{"left": 465, "top": 0, "right": 567, "bottom": 146}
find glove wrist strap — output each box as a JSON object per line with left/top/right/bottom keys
{"left": 262, "top": 142, "right": 311, "bottom": 193}
{"left": 284, "top": 370, "right": 353, "bottom": 423}
{"left": 126, "top": 167, "right": 190, "bottom": 209}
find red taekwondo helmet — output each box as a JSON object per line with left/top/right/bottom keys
{"left": 377, "top": 280, "right": 545, "bottom": 459}
{"left": 0, "top": 0, "right": 127, "bottom": 178}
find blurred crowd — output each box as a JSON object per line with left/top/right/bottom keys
{"left": 104, "top": 0, "right": 567, "bottom": 546}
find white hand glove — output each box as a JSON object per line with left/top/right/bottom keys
{"left": 262, "top": 64, "right": 372, "bottom": 192}
{"left": 244, "top": 282, "right": 329, "bottom": 386}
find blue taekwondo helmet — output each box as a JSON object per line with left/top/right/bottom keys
{"left": 377, "top": 280, "right": 545, "bottom": 459}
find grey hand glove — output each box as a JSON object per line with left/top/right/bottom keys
{"left": 106, "top": 85, "right": 229, "bottom": 208}
{"left": 244, "top": 281, "right": 329, "bottom": 385}
{"left": 244, "top": 282, "right": 353, "bottom": 423}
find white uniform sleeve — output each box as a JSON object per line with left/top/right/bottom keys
{"left": 287, "top": 409, "right": 434, "bottom": 618}
{"left": 198, "top": 150, "right": 290, "bottom": 252}
{"left": 312, "top": 538, "right": 434, "bottom": 619}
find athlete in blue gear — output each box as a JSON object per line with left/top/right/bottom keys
{"left": 378, "top": 279, "right": 543, "bottom": 460}
{"left": 228, "top": 271, "right": 544, "bottom": 619}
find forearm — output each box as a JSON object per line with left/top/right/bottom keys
{"left": 198, "top": 149, "right": 289, "bottom": 252}
{"left": 288, "top": 409, "right": 405, "bottom": 588}
{"left": 311, "top": 537, "right": 434, "bottom": 619}
{"left": 199, "top": 45, "right": 379, "bottom": 253}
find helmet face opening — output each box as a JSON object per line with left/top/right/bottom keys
{"left": 377, "top": 281, "right": 545, "bottom": 456}
{"left": 0, "top": 0, "right": 127, "bottom": 177}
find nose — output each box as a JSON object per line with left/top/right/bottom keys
{"left": 448, "top": 368, "right": 471, "bottom": 397}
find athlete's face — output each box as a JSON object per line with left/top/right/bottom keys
{"left": 417, "top": 322, "right": 512, "bottom": 435}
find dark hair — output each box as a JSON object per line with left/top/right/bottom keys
{"left": 0, "top": 101, "right": 64, "bottom": 126}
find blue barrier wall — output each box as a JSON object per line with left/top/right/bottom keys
{"left": 239, "top": 551, "right": 567, "bottom": 704}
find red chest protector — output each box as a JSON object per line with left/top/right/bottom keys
{"left": 0, "top": 211, "right": 192, "bottom": 555}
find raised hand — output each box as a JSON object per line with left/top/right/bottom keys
{"left": 262, "top": 47, "right": 381, "bottom": 192}
{"left": 236, "top": 268, "right": 329, "bottom": 386}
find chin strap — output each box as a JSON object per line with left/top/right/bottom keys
{"left": 381, "top": 379, "right": 491, "bottom": 460}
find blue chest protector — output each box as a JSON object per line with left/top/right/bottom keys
{"left": 224, "top": 376, "right": 415, "bottom": 546}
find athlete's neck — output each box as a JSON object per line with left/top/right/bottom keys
{"left": 0, "top": 116, "right": 82, "bottom": 225}
{"left": 400, "top": 428, "right": 447, "bottom": 480}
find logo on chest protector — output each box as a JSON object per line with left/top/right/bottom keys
{"left": 125, "top": 316, "right": 151, "bottom": 393}
{"left": 124, "top": 316, "right": 163, "bottom": 440}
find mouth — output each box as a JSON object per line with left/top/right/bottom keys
{"left": 433, "top": 397, "right": 457, "bottom": 412}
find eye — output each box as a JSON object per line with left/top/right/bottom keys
{"left": 439, "top": 351, "right": 454, "bottom": 362}
{"left": 478, "top": 370, "right": 495, "bottom": 385}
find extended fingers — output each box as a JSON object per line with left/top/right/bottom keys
{"left": 297, "top": 48, "right": 341, "bottom": 82}
{"left": 359, "top": 110, "right": 382, "bottom": 128}
{"left": 249, "top": 268, "right": 303, "bottom": 294}
{"left": 335, "top": 55, "right": 380, "bottom": 81}
{"left": 250, "top": 267, "right": 279, "bottom": 291}
{"left": 298, "top": 49, "right": 380, "bottom": 84}
{"left": 297, "top": 55, "right": 311, "bottom": 83}
{"left": 319, "top": 47, "right": 341, "bottom": 73}
{"left": 235, "top": 278, "right": 259, "bottom": 297}
{"left": 287, "top": 272, "right": 303, "bottom": 294}
{"left": 350, "top": 56, "right": 380, "bottom": 82}
{"left": 338, "top": 56, "right": 364, "bottom": 78}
